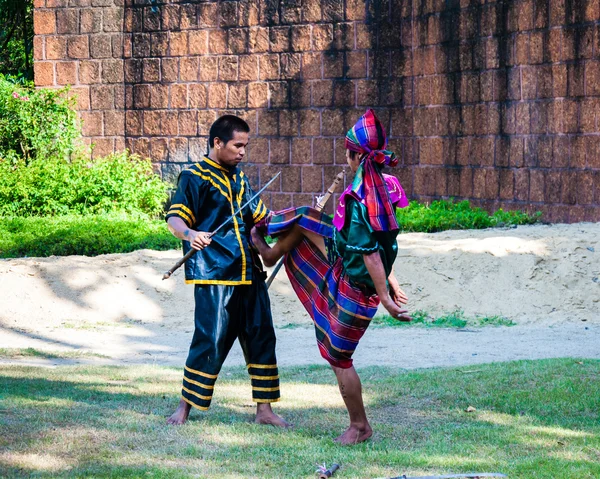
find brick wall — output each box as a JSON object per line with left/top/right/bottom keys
{"left": 33, "top": 0, "right": 600, "bottom": 222}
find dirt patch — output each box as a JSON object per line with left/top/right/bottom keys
{"left": 0, "top": 222, "right": 598, "bottom": 368}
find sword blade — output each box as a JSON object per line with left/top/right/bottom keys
{"left": 210, "top": 171, "right": 280, "bottom": 237}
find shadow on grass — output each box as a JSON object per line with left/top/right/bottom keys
{"left": 1, "top": 360, "right": 599, "bottom": 478}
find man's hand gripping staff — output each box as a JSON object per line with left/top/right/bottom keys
{"left": 162, "top": 172, "right": 281, "bottom": 280}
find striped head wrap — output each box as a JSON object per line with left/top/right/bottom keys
{"left": 344, "top": 109, "right": 399, "bottom": 232}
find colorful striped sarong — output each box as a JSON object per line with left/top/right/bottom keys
{"left": 266, "top": 207, "right": 380, "bottom": 369}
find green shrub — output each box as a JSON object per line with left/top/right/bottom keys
{"left": 0, "top": 74, "right": 80, "bottom": 163}
{"left": 396, "top": 199, "right": 541, "bottom": 233}
{"left": 0, "top": 214, "right": 179, "bottom": 258}
{"left": 0, "top": 151, "right": 170, "bottom": 217}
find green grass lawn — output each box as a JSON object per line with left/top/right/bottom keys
{"left": 1, "top": 359, "right": 598, "bottom": 478}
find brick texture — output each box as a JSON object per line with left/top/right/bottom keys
{"left": 33, "top": 0, "right": 600, "bottom": 221}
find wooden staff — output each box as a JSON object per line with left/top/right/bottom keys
{"left": 265, "top": 170, "right": 344, "bottom": 289}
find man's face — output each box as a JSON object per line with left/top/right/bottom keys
{"left": 214, "top": 131, "right": 249, "bottom": 168}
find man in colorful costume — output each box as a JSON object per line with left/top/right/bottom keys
{"left": 165, "top": 115, "right": 287, "bottom": 427}
{"left": 251, "top": 109, "right": 411, "bottom": 444}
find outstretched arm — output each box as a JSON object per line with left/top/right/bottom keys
{"left": 363, "top": 252, "right": 411, "bottom": 321}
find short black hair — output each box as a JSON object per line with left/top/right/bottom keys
{"left": 208, "top": 115, "right": 250, "bottom": 148}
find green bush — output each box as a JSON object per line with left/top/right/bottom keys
{"left": 0, "top": 151, "right": 170, "bottom": 217}
{"left": 396, "top": 199, "right": 541, "bottom": 233}
{"left": 0, "top": 74, "right": 80, "bottom": 163}
{"left": 0, "top": 214, "right": 179, "bottom": 258}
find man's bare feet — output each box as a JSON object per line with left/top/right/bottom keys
{"left": 334, "top": 424, "right": 373, "bottom": 445}
{"left": 166, "top": 399, "right": 191, "bottom": 425}
{"left": 255, "top": 403, "right": 291, "bottom": 428}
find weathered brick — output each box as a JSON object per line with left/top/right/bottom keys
{"left": 290, "top": 25, "right": 311, "bottom": 52}
{"left": 170, "top": 84, "right": 188, "bottom": 109}
{"left": 143, "top": 111, "right": 161, "bottom": 136}
{"left": 91, "top": 84, "right": 114, "bottom": 110}
{"left": 302, "top": 166, "right": 323, "bottom": 192}
{"left": 34, "top": 10, "right": 56, "bottom": 35}
{"left": 270, "top": 26, "right": 290, "bottom": 53}
{"left": 103, "top": 7, "right": 123, "bottom": 32}
{"left": 258, "top": 54, "right": 280, "bottom": 80}
{"left": 312, "top": 24, "right": 334, "bottom": 50}
{"left": 79, "top": 8, "right": 100, "bottom": 34}
{"left": 302, "top": 0, "right": 322, "bottom": 22}
{"left": 101, "top": 59, "right": 123, "bottom": 83}
{"left": 472, "top": 168, "right": 487, "bottom": 199}
{"left": 67, "top": 35, "right": 89, "bottom": 58}
{"left": 55, "top": 61, "right": 77, "bottom": 85}
{"left": 69, "top": 86, "right": 90, "bottom": 110}
{"left": 198, "top": 3, "right": 218, "bottom": 27}
{"left": 178, "top": 111, "right": 198, "bottom": 137}
{"left": 227, "top": 84, "right": 247, "bottom": 108}
{"left": 247, "top": 137, "right": 269, "bottom": 164}
{"left": 168, "top": 138, "right": 189, "bottom": 163}
{"left": 188, "top": 30, "right": 208, "bottom": 55}
{"left": 44, "top": 36, "right": 65, "bottom": 60}
{"left": 280, "top": 53, "right": 301, "bottom": 79}
{"left": 179, "top": 57, "right": 198, "bottom": 82}
{"left": 142, "top": 58, "right": 160, "bottom": 82}
{"left": 56, "top": 8, "right": 78, "bottom": 34}
{"left": 160, "top": 111, "right": 178, "bottom": 136}
{"left": 219, "top": 56, "right": 239, "bottom": 81}
{"left": 169, "top": 31, "right": 188, "bottom": 56}
{"left": 291, "top": 138, "right": 312, "bottom": 164}
{"left": 545, "top": 171, "right": 562, "bottom": 203}
{"left": 208, "top": 29, "right": 227, "bottom": 55}
{"left": 90, "top": 34, "right": 112, "bottom": 58}
{"left": 149, "top": 85, "right": 169, "bottom": 109}
{"left": 270, "top": 139, "right": 291, "bottom": 164}
{"left": 514, "top": 169, "right": 529, "bottom": 201}
{"left": 249, "top": 27, "right": 269, "bottom": 53}
{"left": 133, "top": 84, "right": 151, "bottom": 109}
{"left": 81, "top": 110, "right": 103, "bottom": 136}
{"left": 219, "top": 1, "right": 238, "bottom": 27}
{"left": 529, "top": 169, "right": 545, "bottom": 202}
{"left": 199, "top": 56, "right": 218, "bottom": 81}
{"left": 150, "top": 137, "right": 169, "bottom": 162}
{"left": 282, "top": 166, "right": 302, "bottom": 192}
{"left": 279, "top": 109, "right": 298, "bottom": 136}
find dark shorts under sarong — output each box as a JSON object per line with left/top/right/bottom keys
{"left": 266, "top": 207, "right": 380, "bottom": 369}
{"left": 182, "top": 280, "right": 280, "bottom": 411}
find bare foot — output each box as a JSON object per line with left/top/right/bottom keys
{"left": 255, "top": 404, "right": 291, "bottom": 428}
{"left": 334, "top": 424, "right": 373, "bottom": 445}
{"left": 166, "top": 399, "right": 191, "bottom": 425}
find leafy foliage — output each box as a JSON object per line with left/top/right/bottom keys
{"left": 0, "top": 214, "right": 179, "bottom": 258}
{"left": 0, "top": 151, "right": 170, "bottom": 217}
{"left": 0, "top": 75, "right": 80, "bottom": 163}
{"left": 372, "top": 308, "right": 516, "bottom": 328}
{"left": 0, "top": 0, "right": 33, "bottom": 79}
{"left": 396, "top": 199, "right": 541, "bottom": 233}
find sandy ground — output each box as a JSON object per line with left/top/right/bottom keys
{"left": 0, "top": 222, "right": 598, "bottom": 369}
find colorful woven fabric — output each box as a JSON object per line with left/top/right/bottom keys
{"left": 265, "top": 207, "right": 380, "bottom": 369}
{"left": 344, "top": 109, "right": 399, "bottom": 232}
{"left": 333, "top": 174, "right": 409, "bottom": 231}
{"left": 284, "top": 239, "right": 379, "bottom": 369}
{"left": 262, "top": 206, "right": 334, "bottom": 238}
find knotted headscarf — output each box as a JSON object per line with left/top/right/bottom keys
{"left": 342, "top": 109, "right": 400, "bottom": 232}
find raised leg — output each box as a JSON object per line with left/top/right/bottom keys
{"left": 330, "top": 365, "right": 373, "bottom": 445}
{"left": 251, "top": 223, "right": 326, "bottom": 267}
